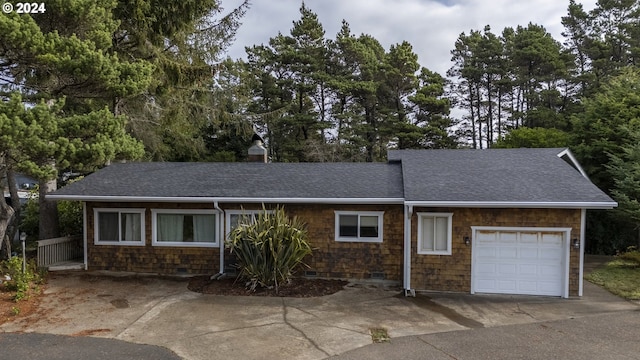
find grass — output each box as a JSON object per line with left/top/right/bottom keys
{"left": 585, "top": 256, "right": 640, "bottom": 300}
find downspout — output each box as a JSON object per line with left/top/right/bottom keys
{"left": 83, "top": 202, "right": 88, "bottom": 270}
{"left": 403, "top": 204, "right": 415, "bottom": 296}
{"left": 212, "top": 201, "right": 225, "bottom": 279}
{"left": 579, "top": 208, "right": 586, "bottom": 297}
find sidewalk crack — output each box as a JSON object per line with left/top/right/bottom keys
{"left": 282, "top": 299, "right": 330, "bottom": 357}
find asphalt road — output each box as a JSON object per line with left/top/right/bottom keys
{"left": 331, "top": 310, "right": 640, "bottom": 360}
{"left": 0, "top": 333, "right": 181, "bottom": 360}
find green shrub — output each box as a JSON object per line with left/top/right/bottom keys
{"left": 19, "top": 190, "right": 40, "bottom": 240}
{"left": 1, "top": 256, "right": 46, "bottom": 301}
{"left": 620, "top": 249, "right": 640, "bottom": 265}
{"left": 20, "top": 189, "right": 83, "bottom": 240}
{"left": 226, "top": 207, "right": 312, "bottom": 293}
{"left": 58, "top": 200, "right": 83, "bottom": 236}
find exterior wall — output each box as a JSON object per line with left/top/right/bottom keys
{"left": 410, "top": 208, "right": 582, "bottom": 296}
{"left": 86, "top": 202, "right": 220, "bottom": 274}
{"left": 85, "top": 202, "right": 405, "bottom": 281}
{"left": 285, "top": 204, "right": 404, "bottom": 281}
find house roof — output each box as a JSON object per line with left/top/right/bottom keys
{"left": 49, "top": 162, "right": 405, "bottom": 203}
{"left": 388, "top": 148, "right": 616, "bottom": 208}
{"left": 49, "top": 148, "right": 616, "bottom": 208}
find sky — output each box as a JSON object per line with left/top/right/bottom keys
{"left": 223, "top": 0, "right": 598, "bottom": 76}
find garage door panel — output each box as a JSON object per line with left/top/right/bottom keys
{"left": 541, "top": 233, "right": 563, "bottom": 245}
{"left": 519, "top": 264, "right": 538, "bottom": 276}
{"left": 539, "top": 281, "right": 562, "bottom": 293}
{"left": 475, "top": 279, "right": 497, "bottom": 290}
{"left": 496, "top": 280, "right": 517, "bottom": 291}
{"left": 498, "top": 247, "right": 518, "bottom": 259}
{"left": 477, "top": 231, "right": 498, "bottom": 243}
{"left": 498, "top": 232, "right": 517, "bottom": 243}
{"left": 498, "top": 263, "right": 517, "bottom": 275}
{"left": 473, "top": 229, "right": 567, "bottom": 297}
{"left": 476, "top": 247, "right": 497, "bottom": 258}
{"left": 520, "top": 248, "right": 539, "bottom": 259}
{"left": 476, "top": 263, "right": 497, "bottom": 275}
{"left": 540, "top": 264, "right": 562, "bottom": 276}
{"left": 520, "top": 232, "right": 538, "bottom": 244}
{"left": 540, "top": 248, "right": 562, "bottom": 260}
{"left": 519, "top": 281, "right": 538, "bottom": 292}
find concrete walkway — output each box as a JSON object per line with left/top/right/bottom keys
{"left": 0, "top": 255, "right": 638, "bottom": 360}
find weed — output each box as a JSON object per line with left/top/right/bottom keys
{"left": 10, "top": 306, "right": 20, "bottom": 316}
{"left": 0, "top": 257, "right": 46, "bottom": 302}
{"left": 370, "top": 327, "right": 390, "bottom": 343}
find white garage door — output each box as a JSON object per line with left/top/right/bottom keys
{"left": 471, "top": 227, "right": 570, "bottom": 297}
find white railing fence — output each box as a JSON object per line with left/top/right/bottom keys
{"left": 37, "top": 235, "right": 83, "bottom": 268}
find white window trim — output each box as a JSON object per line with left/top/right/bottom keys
{"left": 417, "top": 212, "right": 453, "bottom": 255}
{"left": 152, "top": 209, "right": 219, "bottom": 248}
{"left": 225, "top": 209, "right": 274, "bottom": 237}
{"left": 334, "top": 211, "right": 384, "bottom": 243}
{"left": 93, "top": 208, "right": 146, "bottom": 246}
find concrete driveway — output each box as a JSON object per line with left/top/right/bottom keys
{"left": 1, "top": 267, "right": 638, "bottom": 360}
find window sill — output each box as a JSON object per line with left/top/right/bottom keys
{"left": 417, "top": 250, "right": 452, "bottom": 256}
{"left": 335, "top": 237, "right": 383, "bottom": 244}
{"left": 152, "top": 242, "right": 219, "bottom": 248}
{"left": 94, "top": 241, "right": 145, "bottom": 246}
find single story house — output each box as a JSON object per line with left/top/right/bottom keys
{"left": 48, "top": 144, "right": 616, "bottom": 298}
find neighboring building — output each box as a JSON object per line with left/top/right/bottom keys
{"left": 48, "top": 144, "right": 615, "bottom": 298}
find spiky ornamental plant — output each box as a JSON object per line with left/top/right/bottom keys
{"left": 226, "top": 206, "right": 312, "bottom": 294}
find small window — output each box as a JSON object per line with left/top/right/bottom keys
{"left": 418, "top": 212, "right": 453, "bottom": 255}
{"left": 225, "top": 209, "right": 273, "bottom": 237}
{"left": 152, "top": 209, "right": 218, "bottom": 247}
{"left": 94, "top": 208, "right": 145, "bottom": 246}
{"left": 335, "top": 211, "right": 384, "bottom": 243}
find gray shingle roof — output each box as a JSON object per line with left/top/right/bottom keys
{"left": 51, "top": 148, "right": 615, "bottom": 208}
{"left": 51, "top": 162, "right": 404, "bottom": 200}
{"left": 388, "top": 148, "right": 614, "bottom": 205}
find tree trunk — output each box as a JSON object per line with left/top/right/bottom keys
{"left": 6, "top": 169, "right": 20, "bottom": 243}
{"left": 0, "top": 167, "right": 15, "bottom": 260}
{"left": 39, "top": 177, "right": 59, "bottom": 240}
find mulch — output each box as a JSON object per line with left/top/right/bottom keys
{"left": 187, "top": 275, "right": 348, "bottom": 297}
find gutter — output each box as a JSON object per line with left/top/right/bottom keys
{"left": 403, "top": 204, "right": 415, "bottom": 296}
{"left": 212, "top": 200, "right": 225, "bottom": 280}
{"left": 46, "top": 195, "right": 405, "bottom": 205}
{"left": 404, "top": 201, "right": 617, "bottom": 209}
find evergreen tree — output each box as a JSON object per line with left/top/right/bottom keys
{"left": 571, "top": 68, "right": 640, "bottom": 252}
{"left": 607, "top": 124, "right": 640, "bottom": 248}
{"left": 408, "top": 68, "right": 456, "bottom": 149}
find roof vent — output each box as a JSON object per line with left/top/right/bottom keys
{"left": 248, "top": 133, "right": 267, "bottom": 163}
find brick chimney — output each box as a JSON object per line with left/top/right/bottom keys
{"left": 248, "top": 133, "right": 267, "bottom": 163}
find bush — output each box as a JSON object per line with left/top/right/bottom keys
{"left": 0, "top": 256, "right": 46, "bottom": 301}
{"left": 19, "top": 190, "right": 40, "bottom": 240}
{"left": 226, "top": 207, "right": 312, "bottom": 293}
{"left": 620, "top": 248, "right": 640, "bottom": 265}
{"left": 58, "top": 200, "right": 83, "bottom": 236}
{"left": 20, "top": 189, "right": 83, "bottom": 240}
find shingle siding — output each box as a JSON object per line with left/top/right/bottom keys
{"left": 85, "top": 202, "right": 405, "bottom": 281}
{"left": 410, "top": 207, "right": 582, "bottom": 296}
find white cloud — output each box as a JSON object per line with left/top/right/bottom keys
{"left": 225, "top": 0, "right": 598, "bottom": 75}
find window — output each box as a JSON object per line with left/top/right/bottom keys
{"left": 335, "top": 211, "right": 384, "bottom": 243}
{"left": 417, "top": 212, "right": 453, "bottom": 255}
{"left": 152, "top": 209, "right": 218, "bottom": 247}
{"left": 225, "top": 210, "right": 273, "bottom": 236}
{"left": 94, "top": 208, "right": 145, "bottom": 246}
